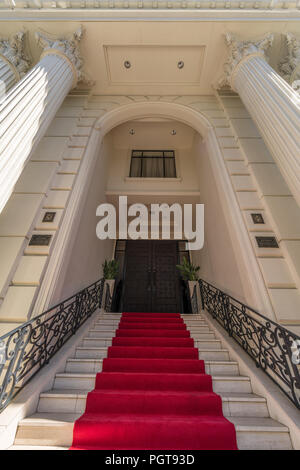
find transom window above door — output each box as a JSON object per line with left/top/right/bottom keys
{"left": 129, "top": 150, "right": 176, "bottom": 178}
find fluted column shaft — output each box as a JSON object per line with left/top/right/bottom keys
{"left": 0, "top": 55, "right": 18, "bottom": 98}
{"left": 0, "top": 29, "right": 83, "bottom": 213}
{"left": 231, "top": 54, "right": 300, "bottom": 206}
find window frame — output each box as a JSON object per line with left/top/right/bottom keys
{"left": 129, "top": 149, "right": 177, "bottom": 178}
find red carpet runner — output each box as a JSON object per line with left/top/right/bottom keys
{"left": 70, "top": 312, "right": 238, "bottom": 450}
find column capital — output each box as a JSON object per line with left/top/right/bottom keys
{"left": 222, "top": 33, "right": 274, "bottom": 89}
{"left": 279, "top": 33, "right": 300, "bottom": 93}
{"left": 35, "top": 27, "right": 84, "bottom": 88}
{"left": 0, "top": 31, "right": 30, "bottom": 81}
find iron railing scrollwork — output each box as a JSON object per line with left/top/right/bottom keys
{"left": 199, "top": 278, "right": 300, "bottom": 409}
{"left": 0, "top": 278, "right": 105, "bottom": 413}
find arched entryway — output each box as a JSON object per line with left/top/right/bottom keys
{"left": 34, "top": 101, "right": 274, "bottom": 320}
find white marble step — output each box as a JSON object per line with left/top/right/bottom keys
{"left": 14, "top": 413, "right": 292, "bottom": 450}
{"left": 74, "top": 345, "right": 230, "bottom": 361}
{"left": 9, "top": 445, "right": 68, "bottom": 450}
{"left": 65, "top": 357, "right": 239, "bottom": 376}
{"left": 80, "top": 337, "right": 222, "bottom": 350}
{"left": 89, "top": 324, "right": 212, "bottom": 334}
{"left": 37, "top": 389, "right": 268, "bottom": 417}
{"left": 88, "top": 331, "right": 216, "bottom": 340}
{"left": 53, "top": 372, "right": 252, "bottom": 393}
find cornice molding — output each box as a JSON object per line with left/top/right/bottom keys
{"left": 279, "top": 33, "right": 300, "bottom": 93}
{"left": 0, "top": 31, "right": 30, "bottom": 80}
{"left": 35, "top": 27, "right": 84, "bottom": 87}
{"left": 220, "top": 32, "right": 273, "bottom": 88}
{"left": 2, "top": 0, "right": 300, "bottom": 10}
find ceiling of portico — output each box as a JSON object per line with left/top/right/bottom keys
{"left": 1, "top": 19, "right": 299, "bottom": 94}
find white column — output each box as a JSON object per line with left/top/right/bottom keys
{"left": 0, "top": 28, "right": 83, "bottom": 213}
{"left": 223, "top": 34, "right": 300, "bottom": 207}
{"left": 0, "top": 32, "right": 30, "bottom": 100}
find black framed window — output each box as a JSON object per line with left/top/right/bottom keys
{"left": 129, "top": 150, "right": 176, "bottom": 178}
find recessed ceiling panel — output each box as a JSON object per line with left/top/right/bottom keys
{"left": 104, "top": 45, "right": 205, "bottom": 85}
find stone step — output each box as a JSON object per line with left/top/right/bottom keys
{"left": 96, "top": 313, "right": 121, "bottom": 319}
{"left": 14, "top": 413, "right": 292, "bottom": 450}
{"left": 53, "top": 372, "right": 252, "bottom": 393}
{"left": 88, "top": 330, "right": 216, "bottom": 340}
{"left": 193, "top": 339, "right": 221, "bottom": 349}
{"left": 80, "top": 337, "right": 112, "bottom": 347}
{"left": 75, "top": 346, "right": 230, "bottom": 361}
{"left": 65, "top": 358, "right": 239, "bottom": 376}
{"left": 66, "top": 358, "right": 103, "bottom": 373}
{"left": 92, "top": 320, "right": 120, "bottom": 326}
{"left": 90, "top": 323, "right": 119, "bottom": 331}
{"left": 37, "top": 389, "right": 268, "bottom": 417}
{"left": 82, "top": 330, "right": 116, "bottom": 339}
{"left": 89, "top": 325, "right": 212, "bottom": 335}
{"left": 229, "top": 417, "right": 292, "bottom": 450}
{"left": 9, "top": 445, "right": 68, "bottom": 450}
{"left": 181, "top": 315, "right": 204, "bottom": 319}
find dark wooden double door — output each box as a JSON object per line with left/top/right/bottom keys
{"left": 122, "top": 240, "right": 182, "bottom": 313}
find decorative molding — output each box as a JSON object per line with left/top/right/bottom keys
{"left": 279, "top": 33, "right": 300, "bottom": 93}
{"left": 220, "top": 33, "right": 274, "bottom": 88}
{"left": 35, "top": 27, "right": 84, "bottom": 86}
{"left": 0, "top": 31, "right": 30, "bottom": 80}
{"left": 2, "top": 0, "right": 300, "bottom": 10}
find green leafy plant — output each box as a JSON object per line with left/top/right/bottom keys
{"left": 102, "top": 259, "right": 119, "bottom": 280}
{"left": 176, "top": 257, "right": 200, "bottom": 281}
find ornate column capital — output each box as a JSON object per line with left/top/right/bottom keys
{"left": 35, "top": 27, "right": 84, "bottom": 88}
{"left": 0, "top": 31, "right": 30, "bottom": 80}
{"left": 279, "top": 33, "right": 300, "bottom": 93}
{"left": 221, "top": 33, "right": 274, "bottom": 89}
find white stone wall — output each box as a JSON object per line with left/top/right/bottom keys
{"left": 53, "top": 134, "right": 114, "bottom": 303}
{"left": 0, "top": 92, "right": 299, "bottom": 336}
{"left": 217, "top": 91, "right": 300, "bottom": 334}
{"left": 191, "top": 134, "right": 247, "bottom": 304}
{"left": 0, "top": 92, "right": 92, "bottom": 334}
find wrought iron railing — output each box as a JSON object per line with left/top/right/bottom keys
{"left": 199, "top": 279, "right": 300, "bottom": 409}
{"left": 0, "top": 278, "right": 105, "bottom": 413}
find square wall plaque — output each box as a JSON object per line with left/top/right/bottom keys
{"left": 251, "top": 213, "right": 265, "bottom": 224}
{"left": 42, "top": 212, "right": 56, "bottom": 223}
{"left": 29, "top": 234, "right": 52, "bottom": 246}
{"left": 255, "top": 236, "right": 279, "bottom": 248}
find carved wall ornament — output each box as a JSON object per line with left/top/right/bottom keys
{"left": 0, "top": 31, "right": 30, "bottom": 80}
{"left": 221, "top": 33, "right": 274, "bottom": 88}
{"left": 279, "top": 33, "right": 300, "bottom": 93}
{"left": 35, "top": 26, "right": 84, "bottom": 86}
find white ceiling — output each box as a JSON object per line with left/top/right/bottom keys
{"left": 112, "top": 120, "right": 196, "bottom": 149}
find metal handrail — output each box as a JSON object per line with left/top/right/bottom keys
{"left": 199, "top": 278, "right": 300, "bottom": 409}
{"left": 0, "top": 278, "right": 105, "bottom": 413}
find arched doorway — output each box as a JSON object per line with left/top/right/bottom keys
{"left": 34, "top": 101, "right": 273, "bottom": 319}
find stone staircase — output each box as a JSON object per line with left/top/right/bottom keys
{"left": 10, "top": 312, "right": 293, "bottom": 450}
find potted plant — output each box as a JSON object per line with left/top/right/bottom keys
{"left": 176, "top": 258, "right": 200, "bottom": 313}
{"left": 102, "top": 259, "right": 119, "bottom": 310}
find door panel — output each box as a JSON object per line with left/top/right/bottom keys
{"left": 122, "top": 240, "right": 181, "bottom": 313}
